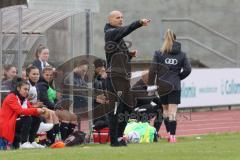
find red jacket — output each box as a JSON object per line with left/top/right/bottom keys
{"left": 0, "top": 93, "right": 39, "bottom": 143}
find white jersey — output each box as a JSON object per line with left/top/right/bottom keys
{"left": 28, "top": 80, "right": 38, "bottom": 104}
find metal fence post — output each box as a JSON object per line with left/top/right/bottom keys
{"left": 85, "top": 8, "right": 93, "bottom": 142}
{"left": 237, "top": 44, "right": 240, "bottom": 67}
{"left": 0, "top": 9, "right": 2, "bottom": 104}
{"left": 17, "top": 6, "right": 23, "bottom": 77}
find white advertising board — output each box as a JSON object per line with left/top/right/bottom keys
{"left": 179, "top": 69, "right": 240, "bottom": 108}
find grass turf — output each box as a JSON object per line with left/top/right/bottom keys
{"left": 1, "top": 132, "right": 240, "bottom": 160}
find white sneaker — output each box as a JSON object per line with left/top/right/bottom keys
{"left": 37, "top": 122, "right": 54, "bottom": 133}
{"left": 31, "top": 142, "right": 45, "bottom": 149}
{"left": 20, "top": 142, "right": 34, "bottom": 149}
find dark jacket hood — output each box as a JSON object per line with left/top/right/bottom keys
{"left": 38, "top": 77, "right": 48, "bottom": 84}
{"left": 171, "top": 41, "right": 181, "bottom": 55}
{"left": 37, "top": 77, "right": 50, "bottom": 88}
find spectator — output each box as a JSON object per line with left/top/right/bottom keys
{"left": 36, "top": 67, "right": 60, "bottom": 144}
{"left": 1, "top": 65, "right": 17, "bottom": 103}
{"left": 12, "top": 66, "right": 46, "bottom": 149}
{"left": 37, "top": 67, "right": 56, "bottom": 110}
{"left": 27, "top": 65, "right": 58, "bottom": 125}
{"left": 2, "top": 64, "right": 17, "bottom": 82}
{"left": 92, "top": 59, "right": 109, "bottom": 130}
{"left": 63, "top": 60, "right": 89, "bottom": 113}
{"left": 37, "top": 67, "right": 77, "bottom": 143}
{"left": 32, "top": 44, "right": 53, "bottom": 73}
{"left": 0, "top": 78, "right": 45, "bottom": 150}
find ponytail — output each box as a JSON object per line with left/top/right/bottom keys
{"left": 161, "top": 29, "right": 175, "bottom": 54}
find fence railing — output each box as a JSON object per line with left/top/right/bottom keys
{"left": 177, "top": 36, "right": 237, "bottom": 64}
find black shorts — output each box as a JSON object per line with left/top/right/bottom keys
{"left": 160, "top": 90, "right": 181, "bottom": 105}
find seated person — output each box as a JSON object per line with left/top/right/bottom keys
{"left": 92, "top": 59, "right": 109, "bottom": 130}
{"left": 131, "top": 71, "right": 163, "bottom": 134}
{"left": 29, "top": 66, "right": 58, "bottom": 125}
{"left": 0, "top": 78, "right": 45, "bottom": 150}
{"left": 63, "top": 60, "right": 89, "bottom": 113}
{"left": 37, "top": 67, "right": 77, "bottom": 143}
{"left": 17, "top": 66, "right": 57, "bottom": 147}
{"left": 1, "top": 66, "right": 44, "bottom": 149}
{"left": 1, "top": 65, "right": 17, "bottom": 104}
{"left": 36, "top": 67, "right": 57, "bottom": 110}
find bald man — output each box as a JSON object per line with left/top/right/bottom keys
{"left": 104, "top": 10, "right": 150, "bottom": 147}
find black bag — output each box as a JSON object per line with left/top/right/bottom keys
{"left": 64, "top": 131, "right": 86, "bottom": 146}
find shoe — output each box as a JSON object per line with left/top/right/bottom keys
{"left": 153, "top": 134, "right": 158, "bottom": 142}
{"left": 110, "top": 143, "right": 120, "bottom": 147}
{"left": 169, "top": 135, "right": 176, "bottom": 143}
{"left": 110, "top": 140, "right": 127, "bottom": 147}
{"left": 20, "top": 142, "right": 34, "bottom": 149}
{"left": 37, "top": 122, "right": 54, "bottom": 134}
{"left": 173, "top": 136, "right": 177, "bottom": 143}
{"left": 118, "top": 140, "right": 127, "bottom": 146}
{"left": 31, "top": 142, "right": 45, "bottom": 149}
{"left": 167, "top": 132, "right": 171, "bottom": 142}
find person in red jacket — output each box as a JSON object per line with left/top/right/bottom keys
{"left": 0, "top": 78, "right": 45, "bottom": 150}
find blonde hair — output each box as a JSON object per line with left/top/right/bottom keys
{"left": 161, "top": 29, "right": 175, "bottom": 54}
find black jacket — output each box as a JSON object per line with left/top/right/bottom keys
{"left": 92, "top": 75, "right": 109, "bottom": 129}
{"left": 32, "top": 59, "right": 54, "bottom": 73}
{"left": 148, "top": 42, "right": 191, "bottom": 90}
{"left": 63, "top": 72, "right": 88, "bottom": 109}
{"left": 93, "top": 75, "right": 107, "bottom": 109}
{"left": 104, "top": 21, "right": 142, "bottom": 79}
{"left": 93, "top": 75, "right": 107, "bottom": 92}
{"left": 36, "top": 78, "right": 55, "bottom": 110}
{"left": 32, "top": 59, "right": 43, "bottom": 72}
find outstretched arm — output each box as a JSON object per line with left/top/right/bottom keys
{"left": 8, "top": 96, "right": 42, "bottom": 116}
{"left": 106, "top": 19, "right": 150, "bottom": 42}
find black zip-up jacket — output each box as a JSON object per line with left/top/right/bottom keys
{"left": 104, "top": 21, "right": 142, "bottom": 78}
{"left": 63, "top": 72, "right": 88, "bottom": 109}
{"left": 36, "top": 78, "right": 55, "bottom": 110}
{"left": 148, "top": 42, "right": 191, "bottom": 91}
{"left": 92, "top": 75, "right": 109, "bottom": 129}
